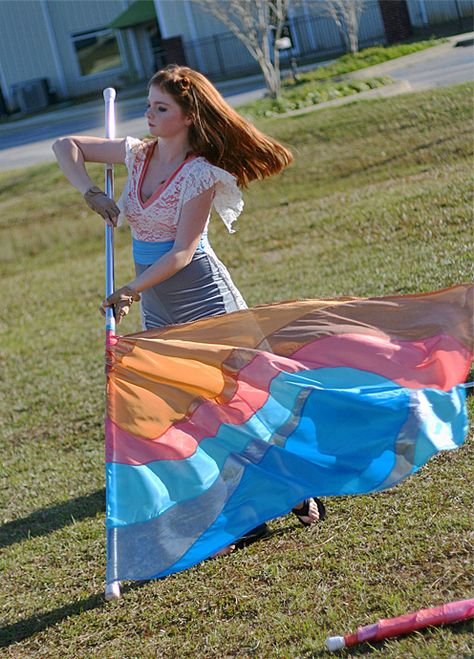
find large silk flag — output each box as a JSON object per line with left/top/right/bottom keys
{"left": 105, "top": 284, "right": 473, "bottom": 582}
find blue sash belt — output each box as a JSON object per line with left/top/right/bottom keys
{"left": 133, "top": 234, "right": 209, "bottom": 265}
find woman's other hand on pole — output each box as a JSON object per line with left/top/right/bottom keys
{"left": 84, "top": 186, "right": 121, "bottom": 227}
{"left": 100, "top": 286, "right": 141, "bottom": 323}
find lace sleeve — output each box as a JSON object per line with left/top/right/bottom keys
{"left": 124, "top": 136, "right": 144, "bottom": 173}
{"left": 116, "top": 137, "right": 144, "bottom": 226}
{"left": 181, "top": 160, "right": 244, "bottom": 233}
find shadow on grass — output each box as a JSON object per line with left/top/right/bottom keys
{"left": 0, "top": 489, "right": 105, "bottom": 548}
{"left": 0, "top": 502, "right": 311, "bottom": 647}
{"left": 0, "top": 527, "right": 285, "bottom": 647}
{"left": 0, "top": 581, "right": 146, "bottom": 648}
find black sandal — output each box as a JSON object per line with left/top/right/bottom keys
{"left": 235, "top": 523, "right": 270, "bottom": 549}
{"left": 292, "top": 498, "right": 326, "bottom": 526}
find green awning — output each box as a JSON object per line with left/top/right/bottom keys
{"left": 109, "top": 0, "right": 157, "bottom": 29}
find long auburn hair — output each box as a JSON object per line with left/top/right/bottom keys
{"left": 148, "top": 65, "right": 293, "bottom": 187}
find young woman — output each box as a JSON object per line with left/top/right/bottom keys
{"left": 52, "top": 65, "right": 325, "bottom": 538}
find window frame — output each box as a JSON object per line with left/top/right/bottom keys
{"left": 71, "top": 27, "right": 126, "bottom": 80}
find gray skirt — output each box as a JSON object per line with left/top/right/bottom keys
{"left": 135, "top": 249, "right": 247, "bottom": 330}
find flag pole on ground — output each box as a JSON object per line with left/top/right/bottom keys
{"left": 102, "top": 87, "right": 122, "bottom": 601}
{"left": 326, "top": 598, "right": 474, "bottom": 651}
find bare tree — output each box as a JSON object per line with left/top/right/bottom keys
{"left": 305, "top": 0, "right": 367, "bottom": 54}
{"left": 191, "top": 0, "right": 290, "bottom": 98}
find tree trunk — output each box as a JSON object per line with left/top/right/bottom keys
{"left": 347, "top": 2, "right": 359, "bottom": 53}
{"left": 192, "top": 0, "right": 288, "bottom": 98}
{"left": 313, "top": 0, "right": 365, "bottom": 55}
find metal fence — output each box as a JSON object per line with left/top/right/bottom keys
{"left": 424, "top": 0, "right": 474, "bottom": 24}
{"left": 183, "top": 6, "right": 386, "bottom": 80}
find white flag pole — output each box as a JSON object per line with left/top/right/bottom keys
{"left": 103, "top": 87, "right": 122, "bottom": 601}
{"left": 103, "top": 87, "right": 116, "bottom": 335}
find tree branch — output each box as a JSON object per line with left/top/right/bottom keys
{"left": 190, "top": 0, "right": 291, "bottom": 97}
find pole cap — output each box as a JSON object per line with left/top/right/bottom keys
{"left": 326, "top": 636, "right": 346, "bottom": 652}
{"left": 103, "top": 88, "right": 116, "bottom": 102}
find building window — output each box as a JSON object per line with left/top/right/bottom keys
{"left": 72, "top": 28, "right": 123, "bottom": 77}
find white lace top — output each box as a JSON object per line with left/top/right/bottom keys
{"left": 117, "top": 137, "right": 244, "bottom": 241}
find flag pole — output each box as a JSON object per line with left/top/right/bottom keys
{"left": 102, "top": 87, "right": 121, "bottom": 601}
{"left": 326, "top": 598, "right": 474, "bottom": 651}
{"left": 103, "top": 87, "right": 116, "bottom": 336}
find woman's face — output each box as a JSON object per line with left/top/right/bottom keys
{"left": 145, "top": 85, "right": 192, "bottom": 139}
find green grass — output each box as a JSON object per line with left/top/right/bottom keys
{"left": 1, "top": 84, "right": 473, "bottom": 657}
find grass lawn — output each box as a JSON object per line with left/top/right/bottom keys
{"left": 238, "top": 75, "right": 393, "bottom": 118}
{"left": 0, "top": 84, "right": 473, "bottom": 657}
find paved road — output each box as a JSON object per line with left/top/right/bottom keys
{"left": 0, "top": 34, "right": 472, "bottom": 172}
{"left": 0, "top": 84, "right": 265, "bottom": 150}
{"left": 384, "top": 37, "right": 474, "bottom": 90}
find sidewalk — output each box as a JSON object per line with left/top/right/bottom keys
{"left": 350, "top": 31, "right": 474, "bottom": 78}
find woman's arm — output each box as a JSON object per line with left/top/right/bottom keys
{"left": 101, "top": 186, "right": 215, "bottom": 320}
{"left": 52, "top": 135, "right": 127, "bottom": 193}
{"left": 130, "top": 187, "right": 214, "bottom": 292}
{"left": 52, "top": 135, "right": 127, "bottom": 224}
